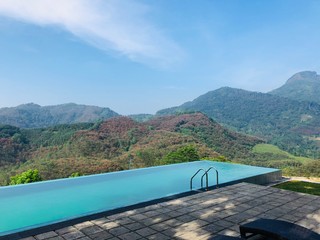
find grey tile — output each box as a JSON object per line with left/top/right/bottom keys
{"left": 147, "top": 232, "right": 172, "bottom": 240}
{"left": 35, "top": 231, "right": 58, "bottom": 240}
{"left": 55, "top": 226, "right": 78, "bottom": 235}
{"left": 80, "top": 225, "right": 103, "bottom": 235}
{"left": 88, "top": 230, "right": 114, "bottom": 240}
{"left": 118, "top": 231, "right": 142, "bottom": 240}
{"left": 108, "top": 226, "right": 130, "bottom": 236}
{"left": 46, "top": 237, "right": 64, "bottom": 240}
{"left": 136, "top": 227, "right": 157, "bottom": 237}
{"left": 125, "top": 222, "right": 145, "bottom": 231}
{"left": 62, "top": 230, "right": 86, "bottom": 240}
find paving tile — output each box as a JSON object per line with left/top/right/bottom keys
{"left": 176, "top": 214, "right": 197, "bottom": 223}
{"left": 108, "top": 226, "right": 130, "bottom": 236}
{"left": 74, "top": 221, "right": 94, "bottom": 230}
{"left": 149, "top": 222, "right": 171, "bottom": 232}
{"left": 125, "top": 222, "right": 145, "bottom": 231}
{"left": 77, "top": 237, "right": 91, "bottom": 240}
{"left": 62, "top": 230, "right": 86, "bottom": 240}
{"left": 35, "top": 231, "right": 58, "bottom": 240}
{"left": 101, "top": 221, "right": 120, "bottom": 230}
{"left": 116, "top": 217, "right": 135, "bottom": 225}
{"left": 46, "top": 237, "right": 64, "bottom": 240}
{"left": 147, "top": 232, "right": 172, "bottom": 240}
{"left": 55, "top": 226, "right": 78, "bottom": 235}
{"left": 130, "top": 213, "right": 149, "bottom": 221}
{"left": 166, "top": 210, "right": 185, "bottom": 218}
{"left": 118, "top": 231, "right": 142, "bottom": 240}
{"left": 214, "top": 219, "right": 235, "bottom": 229}
{"left": 136, "top": 227, "right": 157, "bottom": 237}
{"left": 88, "top": 230, "right": 114, "bottom": 240}
{"left": 176, "top": 229, "right": 211, "bottom": 240}
{"left": 217, "top": 228, "right": 239, "bottom": 237}
{"left": 201, "top": 223, "right": 225, "bottom": 234}
{"left": 80, "top": 225, "right": 103, "bottom": 235}
{"left": 20, "top": 237, "right": 37, "bottom": 240}
{"left": 90, "top": 218, "right": 110, "bottom": 226}
{"left": 143, "top": 210, "right": 161, "bottom": 218}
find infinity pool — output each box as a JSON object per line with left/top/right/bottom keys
{"left": 0, "top": 161, "right": 280, "bottom": 236}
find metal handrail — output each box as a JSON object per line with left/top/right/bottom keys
{"left": 190, "top": 168, "right": 207, "bottom": 190}
{"left": 201, "top": 166, "right": 219, "bottom": 190}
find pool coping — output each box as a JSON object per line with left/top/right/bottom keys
{"left": 0, "top": 169, "right": 281, "bottom": 240}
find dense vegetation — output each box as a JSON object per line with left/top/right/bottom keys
{"left": 0, "top": 103, "right": 119, "bottom": 128}
{"left": 10, "top": 169, "right": 42, "bottom": 185}
{"left": 157, "top": 87, "right": 320, "bottom": 157}
{"left": 1, "top": 113, "right": 319, "bottom": 186}
{"left": 0, "top": 113, "right": 263, "bottom": 185}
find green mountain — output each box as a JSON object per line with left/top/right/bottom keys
{"left": 0, "top": 113, "right": 263, "bottom": 185}
{"left": 0, "top": 103, "right": 119, "bottom": 128}
{"left": 157, "top": 87, "right": 320, "bottom": 157}
{"left": 270, "top": 71, "right": 320, "bottom": 104}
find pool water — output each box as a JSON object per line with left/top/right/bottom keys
{"left": 0, "top": 161, "right": 278, "bottom": 236}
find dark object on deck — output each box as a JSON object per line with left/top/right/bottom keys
{"left": 239, "top": 218, "right": 320, "bottom": 240}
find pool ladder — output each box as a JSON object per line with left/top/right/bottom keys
{"left": 190, "top": 166, "right": 219, "bottom": 191}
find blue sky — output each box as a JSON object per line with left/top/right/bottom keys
{"left": 0, "top": 0, "right": 319, "bottom": 115}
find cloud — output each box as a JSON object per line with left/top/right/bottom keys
{"left": 0, "top": 0, "right": 183, "bottom": 67}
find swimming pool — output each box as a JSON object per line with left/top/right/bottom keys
{"left": 0, "top": 161, "right": 280, "bottom": 237}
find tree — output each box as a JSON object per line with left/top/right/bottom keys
{"left": 69, "top": 172, "right": 83, "bottom": 178}
{"left": 10, "top": 169, "right": 42, "bottom": 185}
{"left": 162, "top": 145, "right": 200, "bottom": 164}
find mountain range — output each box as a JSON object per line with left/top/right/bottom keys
{"left": 157, "top": 71, "right": 320, "bottom": 157}
{"left": 0, "top": 103, "right": 118, "bottom": 128}
{"left": 0, "top": 70, "right": 320, "bottom": 184}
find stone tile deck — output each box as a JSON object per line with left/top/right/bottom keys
{"left": 21, "top": 183, "right": 320, "bottom": 240}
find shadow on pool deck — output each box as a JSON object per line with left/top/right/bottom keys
{"left": 4, "top": 182, "right": 320, "bottom": 240}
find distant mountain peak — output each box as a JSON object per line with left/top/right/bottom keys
{"left": 286, "top": 71, "right": 319, "bottom": 84}
{"left": 270, "top": 70, "right": 320, "bottom": 104}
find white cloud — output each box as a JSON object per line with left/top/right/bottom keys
{"left": 0, "top": 0, "right": 183, "bottom": 67}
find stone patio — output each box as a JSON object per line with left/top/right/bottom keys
{"left": 19, "top": 183, "right": 320, "bottom": 240}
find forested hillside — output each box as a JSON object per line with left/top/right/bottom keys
{"left": 0, "top": 113, "right": 263, "bottom": 185}
{"left": 1, "top": 113, "right": 319, "bottom": 185}
{"left": 157, "top": 87, "right": 320, "bottom": 157}
{"left": 0, "top": 103, "right": 119, "bottom": 128}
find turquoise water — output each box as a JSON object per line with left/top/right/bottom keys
{"left": 0, "top": 161, "right": 278, "bottom": 236}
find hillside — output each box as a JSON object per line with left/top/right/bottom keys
{"left": 270, "top": 71, "right": 320, "bottom": 104}
{"left": 0, "top": 103, "right": 119, "bottom": 128}
{"left": 0, "top": 113, "right": 263, "bottom": 185}
{"left": 157, "top": 87, "right": 320, "bottom": 156}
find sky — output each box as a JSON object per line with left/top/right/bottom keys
{"left": 0, "top": 0, "right": 319, "bottom": 115}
